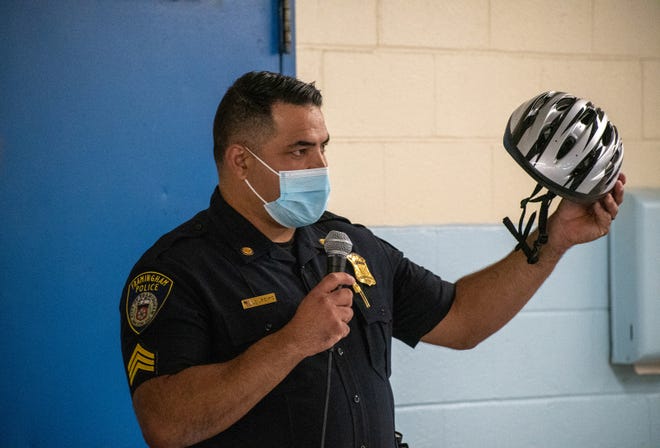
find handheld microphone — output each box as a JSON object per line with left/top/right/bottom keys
{"left": 320, "top": 230, "right": 353, "bottom": 448}
{"left": 324, "top": 230, "right": 353, "bottom": 274}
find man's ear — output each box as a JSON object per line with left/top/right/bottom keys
{"left": 223, "top": 144, "right": 251, "bottom": 180}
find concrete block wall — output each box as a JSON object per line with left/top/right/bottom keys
{"left": 296, "top": 1, "right": 660, "bottom": 446}
{"left": 296, "top": 0, "right": 660, "bottom": 226}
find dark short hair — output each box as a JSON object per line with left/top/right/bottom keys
{"left": 212, "top": 71, "right": 323, "bottom": 167}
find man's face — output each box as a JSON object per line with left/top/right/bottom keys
{"left": 245, "top": 102, "right": 330, "bottom": 203}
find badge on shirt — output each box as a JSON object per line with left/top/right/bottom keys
{"left": 347, "top": 253, "right": 376, "bottom": 286}
{"left": 241, "top": 293, "right": 277, "bottom": 310}
{"left": 346, "top": 252, "right": 377, "bottom": 309}
{"left": 126, "top": 271, "right": 174, "bottom": 334}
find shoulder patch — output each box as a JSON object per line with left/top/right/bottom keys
{"left": 126, "top": 271, "right": 174, "bottom": 334}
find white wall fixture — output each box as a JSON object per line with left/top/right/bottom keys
{"left": 610, "top": 189, "right": 660, "bottom": 374}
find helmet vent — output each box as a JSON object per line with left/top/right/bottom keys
{"left": 526, "top": 124, "right": 555, "bottom": 162}
{"left": 602, "top": 123, "right": 614, "bottom": 145}
{"left": 555, "top": 97, "right": 574, "bottom": 111}
{"left": 540, "top": 125, "right": 554, "bottom": 144}
{"left": 568, "top": 146, "right": 602, "bottom": 189}
{"left": 580, "top": 109, "right": 596, "bottom": 125}
{"left": 556, "top": 137, "right": 575, "bottom": 160}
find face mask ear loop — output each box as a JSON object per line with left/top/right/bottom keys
{"left": 243, "top": 146, "right": 280, "bottom": 206}
{"left": 244, "top": 179, "right": 268, "bottom": 205}
{"left": 244, "top": 146, "right": 280, "bottom": 176}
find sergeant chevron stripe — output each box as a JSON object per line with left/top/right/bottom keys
{"left": 128, "top": 343, "right": 155, "bottom": 386}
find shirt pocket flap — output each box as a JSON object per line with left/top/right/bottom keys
{"left": 354, "top": 286, "right": 392, "bottom": 325}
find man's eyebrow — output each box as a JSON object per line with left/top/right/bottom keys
{"left": 289, "top": 135, "right": 331, "bottom": 147}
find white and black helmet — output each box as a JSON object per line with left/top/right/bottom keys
{"left": 503, "top": 91, "right": 623, "bottom": 203}
{"left": 502, "top": 91, "right": 624, "bottom": 263}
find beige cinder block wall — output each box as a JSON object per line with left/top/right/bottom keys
{"left": 296, "top": 0, "right": 660, "bottom": 226}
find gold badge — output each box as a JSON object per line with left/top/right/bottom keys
{"left": 347, "top": 253, "right": 376, "bottom": 286}
{"left": 128, "top": 343, "right": 155, "bottom": 386}
{"left": 241, "top": 293, "right": 277, "bottom": 310}
{"left": 241, "top": 247, "right": 254, "bottom": 256}
{"left": 126, "top": 271, "right": 174, "bottom": 334}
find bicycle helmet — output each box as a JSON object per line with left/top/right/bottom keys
{"left": 502, "top": 91, "right": 624, "bottom": 263}
{"left": 503, "top": 91, "right": 623, "bottom": 203}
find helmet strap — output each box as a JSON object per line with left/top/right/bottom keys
{"left": 503, "top": 183, "right": 556, "bottom": 264}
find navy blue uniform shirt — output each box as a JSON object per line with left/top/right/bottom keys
{"left": 120, "top": 188, "right": 455, "bottom": 447}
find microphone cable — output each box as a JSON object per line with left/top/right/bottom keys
{"left": 319, "top": 348, "right": 333, "bottom": 448}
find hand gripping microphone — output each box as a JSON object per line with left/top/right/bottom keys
{"left": 324, "top": 230, "right": 353, "bottom": 274}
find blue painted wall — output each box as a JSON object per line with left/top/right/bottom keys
{"left": 374, "top": 221, "right": 660, "bottom": 447}
{"left": 0, "top": 1, "right": 293, "bottom": 446}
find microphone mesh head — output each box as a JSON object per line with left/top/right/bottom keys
{"left": 324, "top": 230, "right": 353, "bottom": 257}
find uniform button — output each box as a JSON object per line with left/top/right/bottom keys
{"left": 379, "top": 306, "right": 386, "bottom": 315}
{"left": 360, "top": 445, "right": 367, "bottom": 448}
{"left": 353, "top": 394, "right": 360, "bottom": 403}
{"left": 241, "top": 247, "right": 254, "bottom": 256}
{"left": 264, "top": 322, "right": 273, "bottom": 332}
{"left": 193, "top": 222, "right": 203, "bottom": 231}
{"left": 337, "top": 347, "right": 344, "bottom": 356}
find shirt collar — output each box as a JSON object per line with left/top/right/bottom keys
{"left": 207, "top": 187, "right": 280, "bottom": 263}
{"left": 207, "top": 187, "right": 325, "bottom": 265}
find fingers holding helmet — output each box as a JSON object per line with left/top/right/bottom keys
{"left": 612, "top": 172, "right": 626, "bottom": 206}
{"left": 553, "top": 171, "right": 626, "bottom": 247}
{"left": 599, "top": 172, "right": 626, "bottom": 222}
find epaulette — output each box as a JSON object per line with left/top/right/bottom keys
{"left": 317, "top": 210, "right": 366, "bottom": 229}
{"left": 139, "top": 211, "right": 209, "bottom": 262}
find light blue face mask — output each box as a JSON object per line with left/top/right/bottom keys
{"left": 244, "top": 147, "right": 331, "bottom": 228}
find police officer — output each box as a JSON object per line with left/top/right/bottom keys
{"left": 120, "top": 71, "right": 625, "bottom": 447}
